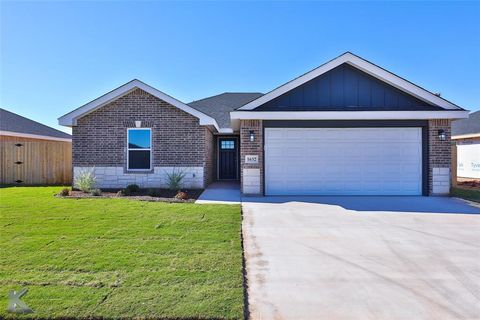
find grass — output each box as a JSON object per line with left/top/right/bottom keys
{"left": 450, "top": 186, "right": 480, "bottom": 203}
{"left": 0, "top": 187, "right": 243, "bottom": 319}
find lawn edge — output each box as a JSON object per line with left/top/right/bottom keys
{"left": 240, "top": 206, "right": 249, "bottom": 320}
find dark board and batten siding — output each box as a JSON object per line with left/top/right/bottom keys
{"left": 256, "top": 63, "right": 442, "bottom": 111}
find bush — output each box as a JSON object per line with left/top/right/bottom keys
{"left": 74, "top": 168, "right": 96, "bottom": 193}
{"left": 175, "top": 191, "right": 189, "bottom": 200}
{"left": 147, "top": 188, "right": 161, "bottom": 197}
{"left": 59, "top": 187, "right": 70, "bottom": 197}
{"left": 90, "top": 188, "right": 102, "bottom": 196}
{"left": 165, "top": 168, "right": 187, "bottom": 190}
{"left": 125, "top": 184, "right": 140, "bottom": 194}
{"left": 118, "top": 188, "right": 132, "bottom": 196}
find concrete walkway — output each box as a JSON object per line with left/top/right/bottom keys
{"left": 195, "top": 181, "right": 241, "bottom": 204}
{"left": 242, "top": 196, "right": 480, "bottom": 320}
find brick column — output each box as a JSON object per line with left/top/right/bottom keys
{"left": 240, "top": 120, "right": 263, "bottom": 195}
{"left": 428, "top": 119, "right": 451, "bottom": 195}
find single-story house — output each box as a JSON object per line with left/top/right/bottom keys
{"left": 59, "top": 52, "right": 469, "bottom": 196}
{"left": 1, "top": 108, "right": 72, "bottom": 185}
{"left": 452, "top": 110, "right": 480, "bottom": 180}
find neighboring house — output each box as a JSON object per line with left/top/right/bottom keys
{"left": 452, "top": 110, "right": 480, "bottom": 179}
{"left": 59, "top": 52, "right": 468, "bottom": 196}
{"left": 0, "top": 108, "right": 72, "bottom": 185}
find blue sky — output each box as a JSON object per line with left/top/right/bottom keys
{"left": 1, "top": 1, "right": 479, "bottom": 133}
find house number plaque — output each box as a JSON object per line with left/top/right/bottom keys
{"left": 245, "top": 155, "right": 259, "bottom": 164}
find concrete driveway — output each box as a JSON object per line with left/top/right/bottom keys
{"left": 242, "top": 196, "right": 480, "bottom": 320}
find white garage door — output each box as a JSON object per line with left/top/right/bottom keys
{"left": 265, "top": 127, "right": 422, "bottom": 195}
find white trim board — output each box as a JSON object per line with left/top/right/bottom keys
{"left": 0, "top": 130, "right": 72, "bottom": 142}
{"left": 452, "top": 133, "right": 480, "bottom": 140}
{"left": 238, "top": 52, "right": 464, "bottom": 111}
{"left": 58, "top": 79, "right": 221, "bottom": 131}
{"left": 231, "top": 110, "right": 469, "bottom": 121}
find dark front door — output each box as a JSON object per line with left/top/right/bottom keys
{"left": 218, "top": 138, "right": 239, "bottom": 180}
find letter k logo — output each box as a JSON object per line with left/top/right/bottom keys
{"left": 7, "top": 288, "right": 33, "bottom": 314}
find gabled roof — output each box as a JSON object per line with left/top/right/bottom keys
{"left": 188, "top": 92, "right": 263, "bottom": 129}
{"left": 452, "top": 110, "right": 480, "bottom": 138}
{"left": 238, "top": 52, "right": 464, "bottom": 111}
{"left": 1, "top": 108, "right": 71, "bottom": 141}
{"left": 58, "top": 79, "right": 222, "bottom": 131}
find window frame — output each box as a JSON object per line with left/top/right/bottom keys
{"left": 220, "top": 140, "right": 235, "bottom": 150}
{"left": 127, "top": 128, "right": 152, "bottom": 171}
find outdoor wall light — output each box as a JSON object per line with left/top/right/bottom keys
{"left": 438, "top": 129, "right": 446, "bottom": 141}
{"left": 135, "top": 120, "right": 142, "bottom": 128}
{"left": 249, "top": 130, "right": 255, "bottom": 142}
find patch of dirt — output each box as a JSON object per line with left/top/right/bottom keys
{"left": 57, "top": 189, "right": 203, "bottom": 203}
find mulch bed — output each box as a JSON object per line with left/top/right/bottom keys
{"left": 457, "top": 180, "right": 480, "bottom": 190}
{"left": 58, "top": 189, "right": 204, "bottom": 203}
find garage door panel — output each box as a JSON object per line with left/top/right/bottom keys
{"left": 267, "top": 165, "right": 283, "bottom": 176}
{"left": 383, "top": 148, "right": 403, "bottom": 158}
{"left": 265, "top": 129, "right": 284, "bottom": 139}
{"left": 285, "top": 129, "right": 307, "bottom": 139}
{"left": 265, "top": 127, "right": 422, "bottom": 195}
{"left": 403, "top": 166, "right": 421, "bottom": 174}
{"left": 402, "top": 130, "right": 422, "bottom": 141}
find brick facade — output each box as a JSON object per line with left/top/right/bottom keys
{"left": 204, "top": 127, "right": 215, "bottom": 186}
{"left": 73, "top": 88, "right": 213, "bottom": 188}
{"left": 428, "top": 119, "right": 452, "bottom": 195}
{"left": 240, "top": 120, "right": 263, "bottom": 194}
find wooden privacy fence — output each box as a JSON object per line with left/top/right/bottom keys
{"left": 0, "top": 137, "right": 72, "bottom": 185}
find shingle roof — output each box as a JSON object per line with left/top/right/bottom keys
{"left": 452, "top": 110, "right": 480, "bottom": 136}
{"left": 188, "top": 93, "right": 263, "bottom": 129}
{"left": 1, "top": 108, "right": 71, "bottom": 139}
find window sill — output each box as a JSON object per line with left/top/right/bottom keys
{"left": 125, "top": 169, "right": 154, "bottom": 174}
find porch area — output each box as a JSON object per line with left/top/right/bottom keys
{"left": 196, "top": 181, "right": 241, "bottom": 204}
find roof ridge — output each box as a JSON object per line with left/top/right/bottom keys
{"left": 236, "top": 94, "right": 265, "bottom": 109}
{"left": 188, "top": 92, "right": 229, "bottom": 104}
{"left": 189, "top": 92, "right": 263, "bottom": 104}
{"left": 223, "top": 92, "right": 264, "bottom": 94}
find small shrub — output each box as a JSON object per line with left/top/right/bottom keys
{"left": 74, "top": 168, "right": 96, "bottom": 193}
{"left": 165, "top": 168, "right": 187, "bottom": 191}
{"left": 90, "top": 188, "right": 102, "bottom": 196}
{"left": 125, "top": 184, "right": 140, "bottom": 194}
{"left": 120, "top": 188, "right": 131, "bottom": 196}
{"left": 147, "top": 188, "right": 161, "bottom": 197}
{"left": 59, "top": 187, "right": 70, "bottom": 197}
{"left": 175, "top": 191, "right": 189, "bottom": 200}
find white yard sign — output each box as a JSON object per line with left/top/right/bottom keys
{"left": 457, "top": 143, "right": 480, "bottom": 179}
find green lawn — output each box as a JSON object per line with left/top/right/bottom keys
{"left": 451, "top": 186, "right": 480, "bottom": 203}
{"left": 0, "top": 187, "right": 243, "bottom": 319}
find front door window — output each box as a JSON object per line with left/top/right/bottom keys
{"left": 218, "top": 138, "right": 238, "bottom": 180}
